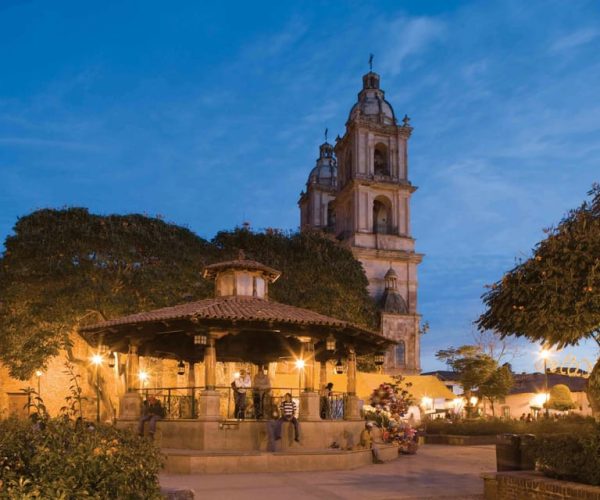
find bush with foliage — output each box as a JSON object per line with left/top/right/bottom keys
{"left": 532, "top": 424, "right": 600, "bottom": 486}
{"left": 548, "top": 384, "right": 576, "bottom": 412}
{"left": 424, "top": 415, "right": 596, "bottom": 436}
{"left": 0, "top": 209, "right": 378, "bottom": 379}
{"left": 0, "top": 416, "right": 163, "bottom": 499}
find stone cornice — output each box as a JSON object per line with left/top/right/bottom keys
{"left": 350, "top": 246, "right": 424, "bottom": 264}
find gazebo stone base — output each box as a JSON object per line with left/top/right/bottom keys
{"left": 197, "top": 390, "right": 220, "bottom": 421}
{"left": 344, "top": 395, "right": 362, "bottom": 420}
{"left": 118, "top": 418, "right": 366, "bottom": 451}
{"left": 299, "top": 391, "right": 320, "bottom": 421}
{"left": 162, "top": 445, "right": 399, "bottom": 474}
{"left": 119, "top": 391, "right": 142, "bottom": 419}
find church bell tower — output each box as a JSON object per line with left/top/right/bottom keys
{"left": 299, "top": 66, "right": 423, "bottom": 374}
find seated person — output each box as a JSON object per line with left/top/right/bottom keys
{"left": 138, "top": 395, "right": 165, "bottom": 439}
{"left": 274, "top": 393, "right": 300, "bottom": 443}
{"left": 359, "top": 421, "right": 383, "bottom": 464}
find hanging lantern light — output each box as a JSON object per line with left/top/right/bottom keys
{"left": 334, "top": 359, "right": 344, "bottom": 375}
{"left": 194, "top": 333, "right": 208, "bottom": 346}
{"left": 326, "top": 335, "right": 336, "bottom": 352}
{"left": 374, "top": 352, "right": 385, "bottom": 366}
{"left": 177, "top": 360, "right": 185, "bottom": 376}
{"left": 108, "top": 352, "right": 116, "bottom": 368}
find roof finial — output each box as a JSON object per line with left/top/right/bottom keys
{"left": 369, "top": 53, "right": 374, "bottom": 72}
{"left": 324, "top": 127, "right": 328, "bottom": 143}
{"left": 238, "top": 249, "right": 246, "bottom": 261}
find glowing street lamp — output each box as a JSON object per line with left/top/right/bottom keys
{"left": 421, "top": 396, "right": 433, "bottom": 412}
{"left": 295, "top": 358, "right": 305, "bottom": 394}
{"left": 90, "top": 353, "right": 103, "bottom": 422}
{"left": 539, "top": 347, "right": 551, "bottom": 417}
{"left": 35, "top": 370, "right": 43, "bottom": 396}
{"left": 138, "top": 370, "right": 149, "bottom": 387}
{"left": 530, "top": 392, "right": 550, "bottom": 414}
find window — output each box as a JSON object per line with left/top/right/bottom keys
{"left": 395, "top": 341, "right": 406, "bottom": 366}
{"left": 374, "top": 144, "right": 389, "bottom": 176}
{"left": 502, "top": 406, "right": 510, "bottom": 418}
{"left": 373, "top": 197, "right": 392, "bottom": 234}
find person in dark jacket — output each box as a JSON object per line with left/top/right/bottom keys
{"left": 138, "top": 395, "right": 165, "bottom": 439}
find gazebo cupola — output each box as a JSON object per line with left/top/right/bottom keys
{"left": 202, "top": 251, "right": 281, "bottom": 300}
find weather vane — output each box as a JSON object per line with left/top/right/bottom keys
{"left": 369, "top": 53, "right": 374, "bottom": 72}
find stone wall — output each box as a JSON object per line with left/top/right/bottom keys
{"left": 482, "top": 471, "right": 600, "bottom": 500}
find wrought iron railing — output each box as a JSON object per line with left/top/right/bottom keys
{"left": 138, "top": 386, "right": 202, "bottom": 419}
{"left": 135, "top": 386, "right": 347, "bottom": 420}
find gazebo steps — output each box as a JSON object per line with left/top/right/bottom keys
{"left": 162, "top": 445, "right": 399, "bottom": 474}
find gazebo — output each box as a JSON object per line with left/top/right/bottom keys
{"left": 80, "top": 254, "right": 395, "bottom": 462}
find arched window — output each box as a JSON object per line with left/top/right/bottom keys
{"left": 395, "top": 341, "right": 406, "bottom": 366}
{"left": 373, "top": 196, "right": 392, "bottom": 234}
{"left": 374, "top": 144, "right": 389, "bottom": 176}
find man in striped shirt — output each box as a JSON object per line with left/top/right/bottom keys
{"left": 274, "top": 393, "right": 300, "bottom": 443}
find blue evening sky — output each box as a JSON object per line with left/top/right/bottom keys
{"left": 1, "top": 1, "right": 599, "bottom": 373}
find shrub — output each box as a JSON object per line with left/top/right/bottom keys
{"left": 0, "top": 417, "right": 163, "bottom": 499}
{"left": 424, "top": 415, "right": 595, "bottom": 436}
{"left": 533, "top": 425, "right": 600, "bottom": 486}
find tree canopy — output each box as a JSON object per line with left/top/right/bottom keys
{"left": 436, "top": 345, "right": 514, "bottom": 416}
{"left": 476, "top": 184, "right": 600, "bottom": 417}
{"left": 477, "top": 184, "right": 600, "bottom": 349}
{"left": 0, "top": 208, "right": 377, "bottom": 379}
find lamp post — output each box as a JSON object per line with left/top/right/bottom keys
{"left": 295, "top": 358, "right": 305, "bottom": 396}
{"left": 91, "top": 354, "right": 103, "bottom": 423}
{"left": 540, "top": 348, "right": 551, "bottom": 417}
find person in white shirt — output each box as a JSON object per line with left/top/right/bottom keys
{"left": 233, "top": 369, "right": 251, "bottom": 419}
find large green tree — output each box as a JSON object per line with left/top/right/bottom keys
{"left": 436, "top": 345, "right": 514, "bottom": 416}
{"left": 477, "top": 184, "right": 600, "bottom": 417}
{"left": 0, "top": 209, "right": 377, "bottom": 379}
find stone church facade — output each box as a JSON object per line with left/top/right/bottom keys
{"left": 299, "top": 70, "right": 423, "bottom": 374}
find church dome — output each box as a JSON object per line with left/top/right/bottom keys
{"left": 380, "top": 290, "right": 408, "bottom": 315}
{"left": 348, "top": 72, "right": 396, "bottom": 125}
{"left": 307, "top": 141, "right": 337, "bottom": 188}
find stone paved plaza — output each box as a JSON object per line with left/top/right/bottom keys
{"left": 160, "top": 444, "right": 496, "bottom": 499}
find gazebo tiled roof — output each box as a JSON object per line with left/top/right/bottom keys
{"left": 80, "top": 295, "right": 355, "bottom": 331}
{"left": 79, "top": 254, "right": 395, "bottom": 363}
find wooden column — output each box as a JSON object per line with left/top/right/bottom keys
{"left": 187, "top": 362, "right": 196, "bottom": 394}
{"left": 319, "top": 361, "right": 328, "bottom": 391}
{"left": 344, "top": 346, "right": 361, "bottom": 420}
{"left": 126, "top": 341, "right": 139, "bottom": 391}
{"left": 304, "top": 340, "right": 315, "bottom": 392}
{"left": 347, "top": 346, "right": 357, "bottom": 395}
{"left": 204, "top": 336, "right": 217, "bottom": 390}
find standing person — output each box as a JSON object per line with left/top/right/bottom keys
{"left": 274, "top": 393, "right": 300, "bottom": 442}
{"left": 320, "top": 382, "right": 333, "bottom": 419}
{"left": 138, "top": 395, "right": 165, "bottom": 439}
{"left": 253, "top": 366, "right": 271, "bottom": 419}
{"left": 233, "top": 369, "right": 251, "bottom": 420}
{"left": 360, "top": 421, "right": 384, "bottom": 464}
